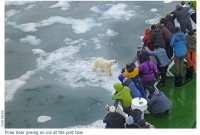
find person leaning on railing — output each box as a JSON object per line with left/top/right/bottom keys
{"left": 103, "top": 106, "right": 125, "bottom": 128}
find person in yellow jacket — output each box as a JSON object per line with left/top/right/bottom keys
{"left": 122, "top": 63, "right": 139, "bottom": 79}
{"left": 112, "top": 83, "right": 132, "bottom": 108}
{"left": 121, "top": 63, "right": 145, "bottom": 96}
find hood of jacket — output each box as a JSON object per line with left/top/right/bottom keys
{"left": 122, "top": 67, "right": 139, "bottom": 78}
{"left": 113, "top": 83, "right": 123, "bottom": 92}
{"left": 174, "top": 32, "right": 185, "bottom": 38}
{"left": 145, "top": 28, "right": 151, "bottom": 35}
{"left": 176, "top": 4, "right": 182, "bottom": 10}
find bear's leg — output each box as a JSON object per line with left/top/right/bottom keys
{"left": 105, "top": 68, "right": 110, "bottom": 76}
{"left": 92, "top": 64, "right": 97, "bottom": 71}
{"left": 109, "top": 68, "right": 112, "bottom": 75}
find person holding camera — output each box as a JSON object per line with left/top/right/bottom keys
{"left": 103, "top": 106, "right": 125, "bottom": 128}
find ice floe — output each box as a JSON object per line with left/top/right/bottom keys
{"left": 150, "top": 8, "right": 158, "bottom": 12}
{"left": 7, "top": 16, "right": 102, "bottom": 34}
{"left": 32, "top": 45, "right": 119, "bottom": 94}
{"left": 20, "top": 35, "right": 41, "bottom": 46}
{"left": 5, "top": 70, "right": 37, "bottom": 102}
{"left": 24, "top": 4, "right": 35, "bottom": 11}
{"left": 90, "top": 6, "right": 101, "bottom": 13}
{"left": 90, "top": 3, "right": 135, "bottom": 20}
{"left": 145, "top": 14, "right": 161, "bottom": 25}
{"left": 5, "top": 9, "right": 21, "bottom": 20}
{"left": 5, "top": 1, "right": 36, "bottom": 6}
{"left": 49, "top": 1, "right": 70, "bottom": 11}
{"left": 37, "top": 116, "right": 52, "bottom": 123}
{"left": 101, "top": 3, "right": 135, "bottom": 20}
{"left": 63, "top": 29, "right": 118, "bottom": 49}
{"left": 106, "top": 29, "right": 118, "bottom": 36}
{"left": 163, "top": 0, "right": 173, "bottom": 3}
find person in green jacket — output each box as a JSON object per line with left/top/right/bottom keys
{"left": 112, "top": 83, "right": 132, "bottom": 107}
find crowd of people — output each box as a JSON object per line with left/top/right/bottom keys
{"left": 103, "top": 1, "right": 196, "bottom": 129}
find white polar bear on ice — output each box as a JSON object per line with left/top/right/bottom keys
{"left": 92, "top": 57, "right": 116, "bottom": 76}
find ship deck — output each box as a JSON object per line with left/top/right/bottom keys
{"left": 145, "top": 71, "right": 196, "bottom": 128}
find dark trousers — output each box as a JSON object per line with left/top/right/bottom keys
{"left": 165, "top": 41, "right": 173, "bottom": 59}
{"left": 143, "top": 80, "right": 155, "bottom": 95}
{"left": 159, "top": 65, "right": 168, "bottom": 84}
{"left": 190, "top": 13, "right": 196, "bottom": 24}
{"left": 180, "top": 20, "right": 193, "bottom": 34}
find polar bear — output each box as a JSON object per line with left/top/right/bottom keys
{"left": 92, "top": 57, "right": 116, "bottom": 76}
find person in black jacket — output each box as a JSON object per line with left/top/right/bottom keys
{"left": 171, "top": 4, "right": 193, "bottom": 34}
{"left": 103, "top": 106, "right": 125, "bottom": 128}
{"left": 145, "top": 25, "right": 166, "bottom": 49}
{"left": 160, "top": 13, "right": 176, "bottom": 34}
{"left": 181, "top": 1, "right": 196, "bottom": 24}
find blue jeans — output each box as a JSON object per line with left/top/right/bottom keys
{"left": 131, "top": 75, "right": 146, "bottom": 99}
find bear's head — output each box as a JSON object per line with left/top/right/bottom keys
{"left": 110, "top": 59, "right": 117, "bottom": 65}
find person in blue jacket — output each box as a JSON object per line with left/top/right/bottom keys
{"left": 170, "top": 26, "right": 187, "bottom": 87}
{"left": 118, "top": 74, "right": 142, "bottom": 98}
{"left": 145, "top": 44, "right": 170, "bottom": 86}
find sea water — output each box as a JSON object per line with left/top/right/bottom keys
{"left": 5, "top": 1, "right": 180, "bottom": 128}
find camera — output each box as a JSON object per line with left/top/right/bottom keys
{"left": 105, "top": 105, "right": 110, "bottom": 111}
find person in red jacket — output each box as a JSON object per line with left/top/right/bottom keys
{"left": 142, "top": 28, "right": 154, "bottom": 51}
{"left": 142, "top": 27, "right": 158, "bottom": 66}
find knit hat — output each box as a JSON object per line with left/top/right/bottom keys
{"left": 151, "top": 24, "right": 156, "bottom": 30}
{"left": 165, "top": 12, "right": 171, "bottom": 17}
{"left": 126, "top": 116, "right": 134, "bottom": 125}
{"left": 109, "top": 106, "right": 116, "bottom": 113}
{"left": 175, "top": 26, "right": 180, "bottom": 32}
{"left": 156, "top": 23, "right": 161, "bottom": 28}
{"left": 181, "top": 1, "right": 186, "bottom": 6}
{"left": 118, "top": 74, "right": 125, "bottom": 82}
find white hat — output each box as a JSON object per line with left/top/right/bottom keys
{"left": 109, "top": 106, "right": 116, "bottom": 112}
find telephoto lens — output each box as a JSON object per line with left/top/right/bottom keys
{"left": 105, "top": 105, "right": 109, "bottom": 111}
